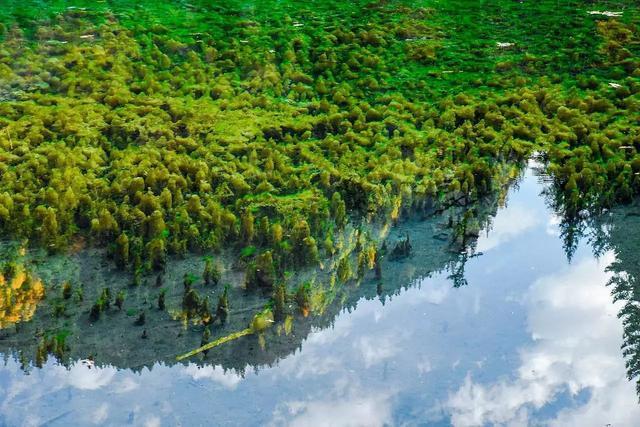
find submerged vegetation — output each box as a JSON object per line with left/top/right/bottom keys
{"left": 1, "top": 1, "right": 637, "bottom": 274}
{"left": 1, "top": 0, "right": 640, "bottom": 395}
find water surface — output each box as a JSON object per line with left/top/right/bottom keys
{"left": 1, "top": 166, "right": 638, "bottom": 426}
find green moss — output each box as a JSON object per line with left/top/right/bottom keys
{"left": 61, "top": 281, "right": 72, "bottom": 300}
{"left": 203, "top": 258, "right": 220, "bottom": 286}
{"left": 115, "top": 290, "right": 125, "bottom": 310}
{"left": 295, "top": 282, "right": 312, "bottom": 315}
{"left": 114, "top": 234, "right": 129, "bottom": 270}
{"left": 216, "top": 285, "right": 230, "bottom": 323}
{"left": 273, "top": 283, "right": 288, "bottom": 321}
{"left": 337, "top": 256, "right": 352, "bottom": 283}
{"left": 240, "top": 246, "right": 257, "bottom": 259}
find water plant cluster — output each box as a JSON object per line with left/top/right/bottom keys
{"left": 0, "top": 184, "right": 506, "bottom": 371}
{"left": 0, "top": 4, "right": 522, "bottom": 287}
{"left": 0, "top": 4, "right": 636, "bottom": 271}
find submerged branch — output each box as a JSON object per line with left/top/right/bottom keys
{"left": 176, "top": 328, "right": 252, "bottom": 361}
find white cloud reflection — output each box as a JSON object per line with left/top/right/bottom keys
{"left": 476, "top": 204, "right": 540, "bottom": 253}
{"left": 413, "top": 277, "right": 451, "bottom": 305}
{"left": 276, "top": 353, "right": 342, "bottom": 379}
{"left": 445, "top": 251, "right": 640, "bottom": 426}
{"left": 546, "top": 214, "right": 562, "bottom": 237}
{"left": 66, "top": 363, "right": 117, "bottom": 390}
{"left": 271, "top": 380, "right": 395, "bottom": 427}
{"left": 92, "top": 402, "right": 109, "bottom": 424}
{"left": 182, "top": 363, "right": 244, "bottom": 390}
{"left": 355, "top": 335, "right": 399, "bottom": 368}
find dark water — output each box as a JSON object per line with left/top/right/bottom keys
{"left": 1, "top": 164, "right": 637, "bottom": 426}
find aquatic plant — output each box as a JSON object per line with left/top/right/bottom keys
{"left": 374, "top": 246, "right": 384, "bottom": 281}
{"left": 131, "top": 270, "right": 142, "bottom": 287}
{"left": 203, "top": 258, "right": 220, "bottom": 286}
{"left": 115, "top": 290, "right": 125, "bottom": 310}
{"left": 246, "top": 251, "right": 277, "bottom": 290}
{"left": 134, "top": 311, "right": 146, "bottom": 326}
{"left": 34, "top": 330, "right": 70, "bottom": 367}
{"left": 114, "top": 234, "right": 129, "bottom": 270}
{"left": 216, "top": 285, "right": 230, "bottom": 324}
{"left": 89, "top": 302, "right": 102, "bottom": 322}
{"left": 201, "top": 327, "right": 211, "bottom": 357}
{"left": 0, "top": 5, "right": 636, "bottom": 290}
{"left": 390, "top": 233, "right": 412, "bottom": 259}
{"left": 183, "top": 273, "right": 195, "bottom": 291}
{"left": 295, "top": 282, "right": 312, "bottom": 316}
{"left": 158, "top": 289, "right": 166, "bottom": 311}
{"left": 337, "top": 256, "right": 353, "bottom": 283}
{"left": 52, "top": 301, "right": 65, "bottom": 318}
{"left": 273, "top": 283, "right": 288, "bottom": 321}
{"left": 182, "top": 288, "right": 201, "bottom": 317}
{"left": 74, "top": 285, "right": 83, "bottom": 303}
{"left": 61, "top": 281, "right": 72, "bottom": 300}
{"left": 89, "top": 288, "right": 111, "bottom": 321}
{"left": 101, "top": 288, "right": 111, "bottom": 310}
{"left": 199, "top": 296, "right": 212, "bottom": 325}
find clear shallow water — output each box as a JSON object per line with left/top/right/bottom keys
{"left": 0, "top": 167, "right": 638, "bottom": 426}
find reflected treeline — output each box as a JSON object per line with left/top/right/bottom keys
{"left": 537, "top": 162, "right": 640, "bottom": 398}
{"left": 0, "top": 163, "right": 522, "bottom": 375}
{"left": 597, "top": 209, "right": 640, "bottom": 398}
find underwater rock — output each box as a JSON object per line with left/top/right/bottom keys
{"left": 390, "top": 233, "right": 412, "bottom": 260}
{"left": 134, "top": 311, "right": 146, "bottom": 326}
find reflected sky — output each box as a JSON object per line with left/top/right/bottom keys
{"left": 1, "top": 167, "right": 638, "bottom": 426}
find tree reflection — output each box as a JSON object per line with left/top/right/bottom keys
{"left": 541, "top": 167, "right": 640, "bottom": 399}
{"left": 603, "top": 214, "right": 640, "bottom": 398}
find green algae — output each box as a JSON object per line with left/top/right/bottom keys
{"left": 0, "top": 3, "right": 638, "bottom": 273}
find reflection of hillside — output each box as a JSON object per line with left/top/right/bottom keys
{"left": 0, "top": 168, "right": 517, "bottom": 373}
{"left": 209, "top": 189, "right": 508, "bottom": 372}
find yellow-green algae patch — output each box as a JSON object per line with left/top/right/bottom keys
{"left": 0, "top": 247, "right": 46, "bottom": 329}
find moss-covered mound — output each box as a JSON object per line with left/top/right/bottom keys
{"left": 1, "top": 2, "right": 638, "bottom": 273}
